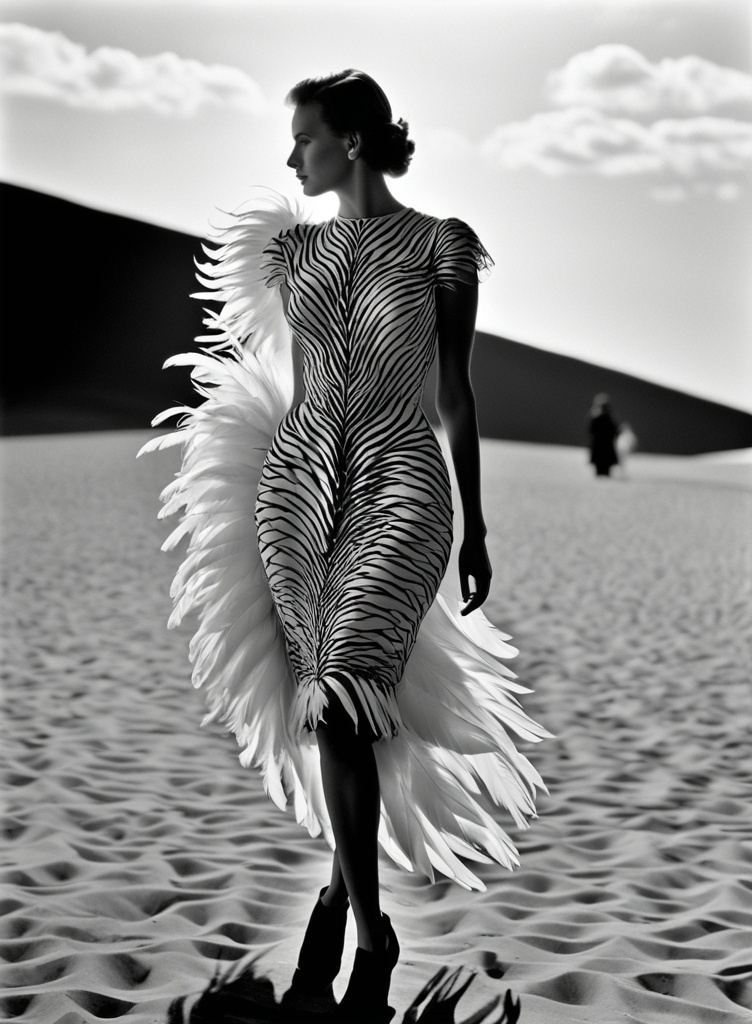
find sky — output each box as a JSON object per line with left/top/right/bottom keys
{"left": 1, "top": 0, "right": 751, "bottom": 412}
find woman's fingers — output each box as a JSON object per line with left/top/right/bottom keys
{"left": 458, "top": 539, "right": 492, "bottom": 615}
{"left": 459, "top": 570, "right": 491, "bottom": 615}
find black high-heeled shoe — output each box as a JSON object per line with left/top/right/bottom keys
{"left": 336, "top": 913, "right": 400, "bottom": 1023}
{"left": 289, "top": 886, "right": 350, "bottom": 995}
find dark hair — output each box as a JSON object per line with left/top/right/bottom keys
{"left": 286, "top": 69, "right": 415, "bottom": 177}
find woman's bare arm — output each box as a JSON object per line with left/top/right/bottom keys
{"left": 435, "top": 281, "right": 492, "bottom": 615}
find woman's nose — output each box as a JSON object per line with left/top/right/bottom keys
{"left": 287, "top": 150, "right": 298, "bottom": 169}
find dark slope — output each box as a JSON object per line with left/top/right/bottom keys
{"left": 3, "top": 183, "right": 751, "bottom": 453}
{"left": 2, "top": 183, "right": 204, "bottom": 435}
{"left": 422, "top": 334, "right": 752, "bottom": 454}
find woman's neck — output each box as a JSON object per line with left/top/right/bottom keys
{"left": 336, "top": 170, "right": 404, "bottom": 220}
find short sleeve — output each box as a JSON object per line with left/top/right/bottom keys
{"left": 433, "top": 217, "right": 493, "bottom": 290}
{"left": 260, "top": 226, "right": 303, "bottom": 289}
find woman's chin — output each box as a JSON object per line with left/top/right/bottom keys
{"left": 300, "top": 179, "right": 329, "bottom": 198}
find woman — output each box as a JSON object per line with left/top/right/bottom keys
{"left": 143, "top": 70, "right": 548, "bottom": 1022}
{"left": 587, "top": 393, "right": 620, "bottom": 478}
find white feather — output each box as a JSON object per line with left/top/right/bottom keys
{"left": 140, "top": 187, "right": 550, "bottom": 888}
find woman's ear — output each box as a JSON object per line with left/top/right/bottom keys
{"left": 346, "top": 132, "right": 363, "bottom": 160}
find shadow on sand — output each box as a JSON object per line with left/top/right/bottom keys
{"left": 167, "top": 958, "right": 522, "bottom": 1023}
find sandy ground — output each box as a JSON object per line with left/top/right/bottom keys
{"left": 2, "top": 430, "right": 751, "bottom": 1024}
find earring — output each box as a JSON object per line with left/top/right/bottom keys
{"left": 348, "top": 149, "right": 356, "bottom": 159}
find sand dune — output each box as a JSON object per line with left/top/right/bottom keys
{"left": 2, "top": 431, "right": 751, "bottom": 1023}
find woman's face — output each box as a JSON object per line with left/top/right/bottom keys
{"left": 287, "top": 103, "right": 353, "bottom": 197}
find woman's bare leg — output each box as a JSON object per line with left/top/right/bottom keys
{"left": 316, "top": 719, "right": 383, "bottom": 951}
{"left": 321, "top": 851, "right": 349, "bottom": 907}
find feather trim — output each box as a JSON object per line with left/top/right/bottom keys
{"left": 139, "top": 187, "right": 550, "bottom": 889}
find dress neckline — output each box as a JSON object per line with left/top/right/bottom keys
{"left": 333, "top": 206, "right": 414, "bottom": 224}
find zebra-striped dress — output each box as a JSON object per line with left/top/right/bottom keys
{"left": 257, "top": 208, "right": 489, "bottom": 740}
{"left": 142, "top": 192, "right": 550, "bottom": 889}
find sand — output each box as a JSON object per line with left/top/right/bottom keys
{"left": 2, "top": 430, "right": 751, "bottom": 1024}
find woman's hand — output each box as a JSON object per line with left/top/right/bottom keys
{"left": 458, "top": 532, "right": 492, "bottom": 615}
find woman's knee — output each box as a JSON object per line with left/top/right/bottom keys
{"left": 316, "top": 695, "right": 377, "bottom": 759}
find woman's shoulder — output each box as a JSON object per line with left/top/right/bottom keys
{"left": 269, "top": 219, "right": 311, "bottom": 243}
{"left": 430, "top": 214, "right": 493, "bottom": 285}
{"left": 414, "top": 211, "right": 486, "bottom": 255}
{"left": 262, "top": 220, "right": 312, "bottom": 263}
{"left": 431, "top": 212, "right": 482, "bottom": 236}
{"left": 396, "top": 208, "right": 475, "bottom": 235}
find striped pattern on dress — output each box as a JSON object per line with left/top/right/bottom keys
{"left": 256, "top": 208, "right": 492, "bottom": 739}
{"left": 141, "top": 192, "right": 551, "bottom": 887}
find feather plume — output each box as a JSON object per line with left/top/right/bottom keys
{"left": 139, "top": 187, "right": 550, "bottom": 888}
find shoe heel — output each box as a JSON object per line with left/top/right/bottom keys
{"left": 337, "top": 913, "right": 399, "bottom": 1021}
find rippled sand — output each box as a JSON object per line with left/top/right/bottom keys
{"left": 2, "top": 431, "right": 751, "bottom": 1023}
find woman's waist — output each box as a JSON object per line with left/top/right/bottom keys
{"left": 284, "top": 399, "right": 435, "bottom": 440}
{"left": 272, "top": 403, "right": 445, "bottom": 464}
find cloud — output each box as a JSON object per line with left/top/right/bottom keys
{"left": 548, "top": 44, "right": 752, "bottom": 121}
{"left": 0, "top": 23, "right": 267, "bottom": 115}
{"left": 481, "top": 106, "right": 752, "bottom": 178}
{"left": 480, "top": 45, "right": 752, "bottom": 199}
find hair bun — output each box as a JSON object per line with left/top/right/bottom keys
{"left": 369, "top": 117, "right": 414, "bottom": 177}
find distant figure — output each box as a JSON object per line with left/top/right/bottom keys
{"left": 587, "top": 393, "right": 619, "bottom": 477}
{"left": 616, "top": 421, "right": 638, "bottom": 478}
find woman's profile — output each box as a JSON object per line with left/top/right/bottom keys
{"left": 142, "top": 69, "right": 549, "bottom": 1022}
